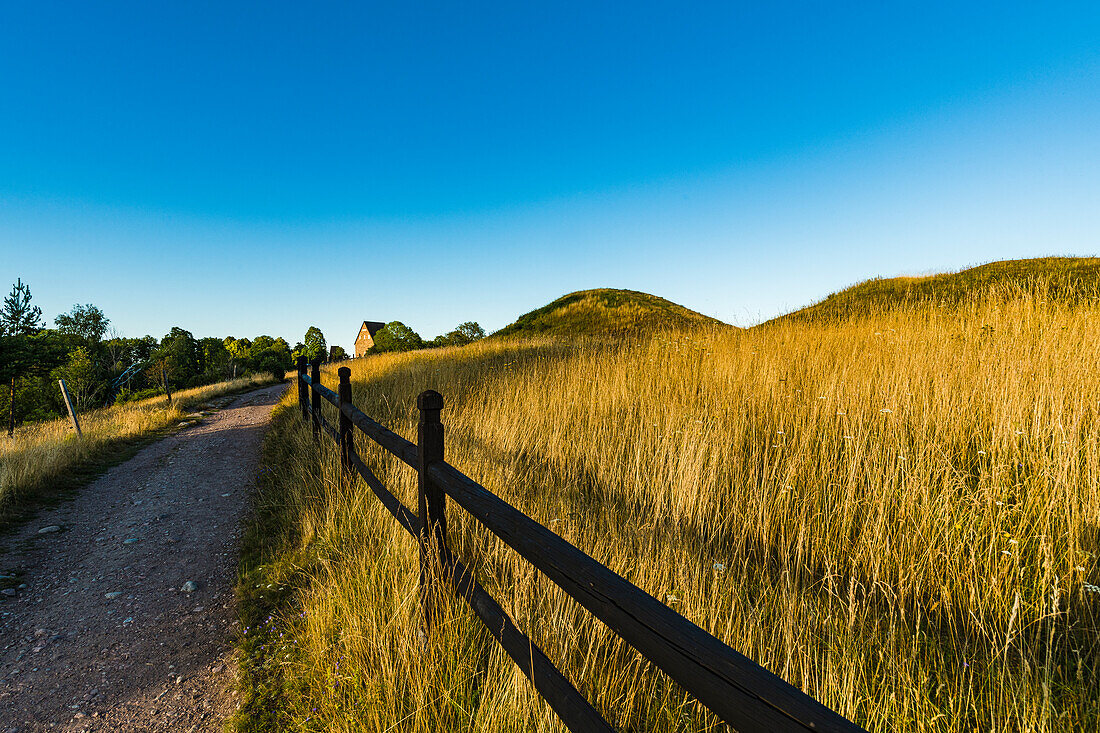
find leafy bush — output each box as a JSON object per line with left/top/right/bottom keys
{"left": 114, "top": 387, "right": 161, "bottom": 404}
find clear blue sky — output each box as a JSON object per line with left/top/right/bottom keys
{"left": 2, "top": 2, "right": 1098, "bottom": 349}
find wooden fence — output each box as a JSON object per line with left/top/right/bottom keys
{"left": 295, "top": 356, "right": 866, "bottom": 733}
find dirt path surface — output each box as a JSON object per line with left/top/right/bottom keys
{"left": 0, "top": 384, "right": 288, "bottom": 733}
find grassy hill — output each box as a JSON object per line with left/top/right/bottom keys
{"left": 234, "top": 267, "right": 1100, "bottom": 731}
{"left": 773, "top": 256, "right": 1100, "bottom": 323}
{"left": 241, "top": 292, "right": 1100, "bottom": 730}
{"left": 490, "top": 288, "right": 728, "bottom": 338}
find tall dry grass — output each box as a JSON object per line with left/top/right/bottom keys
{"left": 0, "top": 373, "right": 280, "bottom": 522}
{"left": 239, "top": 293, "right": 1099, "bottom": 732}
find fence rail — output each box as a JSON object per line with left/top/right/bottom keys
{"left": 294, "top": 356, "right": 866, "bottom": 733}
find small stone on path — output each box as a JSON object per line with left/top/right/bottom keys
{"left": 1, "top": 588, "right": 15, "bottom": 597}
{"left": 104, "top": 592, "right": 122, "bottom": 600}
{"left": 180, "top": 581, "right": 199, "bottom": 593}
{"left": 38, "top": 525, "right": 61, "bottom": 534}
{"left": 123, "top": 538, "right": 139, "bottom": 545}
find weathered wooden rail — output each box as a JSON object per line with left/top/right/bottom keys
{"left": 295, "top": 356, "right": 866, "bottom": 733}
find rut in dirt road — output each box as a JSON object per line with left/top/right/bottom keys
{"left": 0, "top": 383, "right": 288, "bottom": 733}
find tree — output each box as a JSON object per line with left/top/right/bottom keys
{"left": 225, "top": 337, "right": 251, "bottom": 378}
{"left": 456, "top": 321, "right": 485, "bottom": 342}
{"left": 155, "top": 327, "right": 201, "bottom": 387}
{"left": 430, "top": 321, "right": 486, "bottom": 348}
{"left": 302, "top": 326, "right": 327, "bottom": 363}
{"left": 0, "top": 279, "right": 43, "bottom": 338}
{"left": 132, "top": 335, "right": 159, "bottom": 363}
{"left": 54, "top": 304, "right": 110, "bottom": 342}
{"left": 251, "top": 335, "right": 293, "bottom": 379}
{"left": 104, "top": 329, "right": 128, "bottom": 368}
{"left": 145, "top": 359, "right": 172, "bottom": 401}
{"left": 103, "top": 335, "right": 157, "bottom": 392}
{"left": 0, "top": 332, "right": 66, "bottom": 431}
{"left": 330, "top": 345, "right": 347, "bottom": 361}
{"left": 373, "top": 321, "right": 423, "bottom": 353}
{"left": 1, "top": 279, "right": 45, "bottom": 435}
{"left": 200, "top": 337, "right": 230, "bottom": 379}
{"left": 251, "top": 335, "right": 276, "bottom": 353}
{"left": 53, "top": 346, "right": 101, "bottom": 411}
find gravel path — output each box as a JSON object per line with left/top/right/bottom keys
{"left": 0, "top": 383, "right": 288, "bottom": 732}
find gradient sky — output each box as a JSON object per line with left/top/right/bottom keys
{"left": 2, "top": 2, "right": 1098, "bottom": 350}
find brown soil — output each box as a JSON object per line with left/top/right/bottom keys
{"left": 0, "top": 384, "right": 288, "bottom": 732}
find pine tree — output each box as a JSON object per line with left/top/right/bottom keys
{"left": 1, "top": 279, "right": 44, "bottom": 435}
{"left": 1, "top": 279, "right": 43, "bottom": 337}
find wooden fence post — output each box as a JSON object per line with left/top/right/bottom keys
{"left": 7, "top": 375, "right": 14, "bottom": 437}
{"left": 310, "top": 360, "right": 321, "bottom": 440}
{"left": 162, "top": 371, "right": 172, "bottom": 405}
{"left": 338, "top": 367, "right": 353, "bottom": 474}
{"left": 296, "top": 356, "right": 308, "bottom": 422}
{"left": 58, "top": 379, "right": 82, "bottom": 437}
{"left": 417, "top": 389, "right": 447, "bottom": 630}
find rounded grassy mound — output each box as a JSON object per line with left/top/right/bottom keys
{"left": 491, "top": 288, "right": 728, "bottom": 338}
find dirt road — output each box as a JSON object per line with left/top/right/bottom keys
{"left": 0, "top": 383, "right": 288, "bottom": 732}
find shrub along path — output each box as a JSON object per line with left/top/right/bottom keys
{"left": 0, "top": 383, "right": 287, "bottom": 732}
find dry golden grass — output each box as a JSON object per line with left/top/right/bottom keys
{"left": 239, "top": 293, "right": 1099, "bottom": 732}
{"left": 0, "top": 373, "right": 279, "bottom": 522}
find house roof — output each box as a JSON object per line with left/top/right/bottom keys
{"left": 358, "top": 321, "right": 386, "bottom": 340}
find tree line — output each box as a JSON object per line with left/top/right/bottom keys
{"left": 364, "top": 320, "right": 486, "bottom": 353}
{"left": 294, "top": 320, "right": 486, "bottom": 362}
{"left": 0, "top": 279, "right": 485, "bottom": 435}
{"left": 0, "top": 279, "right": 308, "bottom": 435}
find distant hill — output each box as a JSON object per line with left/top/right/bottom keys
{"left": 771, "top": 257, "right": 1100, "bottom": 323}
{"left": 491, "top": 288, "right": 728, "bottom": 339}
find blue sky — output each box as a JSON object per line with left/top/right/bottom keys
{"left": 2, "top": 2, "right": 1098, "bottom": 349}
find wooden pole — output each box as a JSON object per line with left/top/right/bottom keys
{"left": 162, "top": 370, "right": 172, "bottom": 405}
{"left": 296, "top": 356, "right": 308, "bottom": 422}
{"left": 417, "top": 389, "right": 447, "bottom": 630}
{"left": 310, "top": 359, "right": 321, "bottom": 440}
{"left": 58, "top": 379, "right": 82, "bottom": 437}
{"left": 7, "top": 375, "right": 14, "bottom": 437}
{"left": 337, "top": 367, "right": 353, "bottom": 474}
